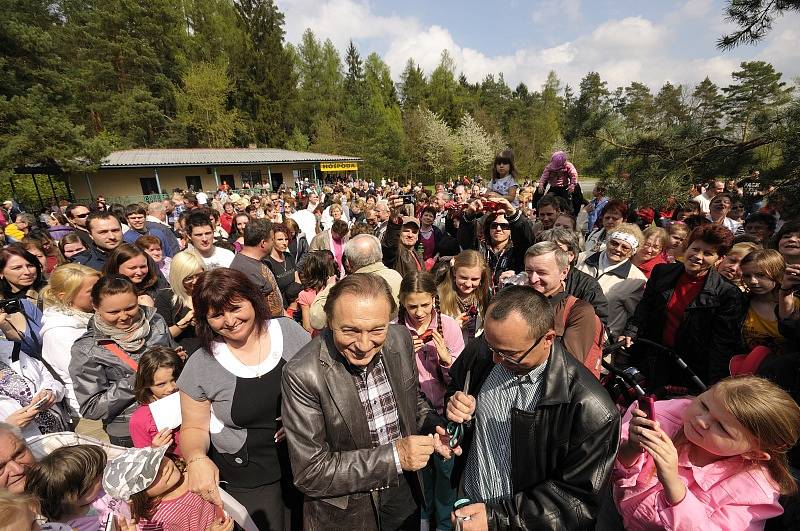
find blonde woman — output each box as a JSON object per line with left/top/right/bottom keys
{"left": 39, "top": 263, "right": 101, "bottom": 415}
{"left": 153, "top": 250, "right": 205, "bottom": 355}
{"left": 577, "top": 223, "right": 647, "bottom": 336}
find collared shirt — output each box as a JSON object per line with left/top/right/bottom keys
{"left": 349, "top": 354, "right": 403, "bottom": 472}
{"left": 463, "top": 360, "right": 549, "bottom": 503}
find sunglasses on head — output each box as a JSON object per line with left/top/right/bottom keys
{"left": 490, "top": 222, "right": 510, "bottom": 230}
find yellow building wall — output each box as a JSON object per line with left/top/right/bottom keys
{"left": 68, "top": 164, "right": 317, "bottom": 201}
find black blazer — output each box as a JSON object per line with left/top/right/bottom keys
{"left": 446, "top": 338, "right": 620, "bottom": 530}
{"left": 624, "top": 262, "right": 747, "bottom": 389}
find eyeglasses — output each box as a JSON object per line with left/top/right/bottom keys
{"left": 490, "top": 222, "right": 510, "bottom": 231}
{"left": 487, "top": 334, "right": 546, "bottom": 366}
{"left": 608, "top": 239, "right": 633, "bottom": 253}
{"left": 74, "top": 213, "right": 90, "bottom": 219}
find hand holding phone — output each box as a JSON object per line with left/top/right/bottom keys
{"left": 638, "top": 395, "right": 656, "bottom": 422}
{"left": 30, "top": 397, "right": 49, "bottom": 410}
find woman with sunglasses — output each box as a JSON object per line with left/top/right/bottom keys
{"left": 576, "top": 223, "right": 647, "bottom": 337}
{"left": 154, "top": 250, "right": 204, "bottom": 355}
{"left": 457, "top": 195, "right": 536, "bottom": 287}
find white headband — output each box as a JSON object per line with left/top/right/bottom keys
{"left": 608, "top": 231, "right": 639, "bottom": 252}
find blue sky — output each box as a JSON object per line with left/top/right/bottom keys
{"left": 276, "top": 0, "right": 800, "bottom": 91}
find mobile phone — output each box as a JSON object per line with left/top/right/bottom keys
{"left": 31, "top": 397, "right": 48, "bottom": 410}
{"left": 418, "top": 330, "right": 433, "bottom": 343}
{"left": 639, "top": 395, "right": 656, "bottom": 422}
{"left": 399, "top": 194, "right": 414, "bottom": 204}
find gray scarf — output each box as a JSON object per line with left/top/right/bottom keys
{"left": 93, "top": 306, "right": 152, "bottom": 352}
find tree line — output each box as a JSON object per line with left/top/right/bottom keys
{"left": 1, "top": 0, "right": 798, "bottom": 210}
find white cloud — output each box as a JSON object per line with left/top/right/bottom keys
{"left": 669, "top": 0, "right": 714, "bottom": 22}
{"left": 531, "top": 0, "right": 582, "bottom": 25}
{"left": 276, "top": 0, "right": 800, "bottom": 93}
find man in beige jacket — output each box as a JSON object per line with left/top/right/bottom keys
{"left": 309, "top": 234, "right": 402, "bottom": 330}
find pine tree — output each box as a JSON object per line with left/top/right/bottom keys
{"left": 654, "top": 82, "right": 689, "bottom": 128}
{"left": 229, "top": 0, "right": 297, "bottom": 147}
{"left": 623, "top": 82, "right": 655, "bottom": 130}
{"left": 398, "top": 59, "right": 427, "bottom": 110}
{"left": 691, "top": 77, "right": 725, "bottom": 134}
{"left": 344, "top": 40, "right": 364, "bottom": 101}
{"left": 723, "top": 61, "right": 792, "bottom": 142}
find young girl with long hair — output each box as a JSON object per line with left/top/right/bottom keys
{"left": 296, "top": 251, "right": 337, "bottom": 334}
{"left": 437, "top": 250, "right": 491, "bottom": 344}
{"left": 613, "top": 375, "right": 800, "bottom": 530}
{"left": 130, "top": 347, "right": 184, "bottom": 455}
{"left": 397, "top": 271, "right": 464, "bottom": 531}
{"left": 740, "top": 249, "right": 796, "bottom": 353}
{"left": 103, "top": 243, "right": 162, "bottom": 307}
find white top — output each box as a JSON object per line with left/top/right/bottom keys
{"left": 0, "top": 340, "right": 66, "bottom": 438}
{"left": 211, "top": 319, "right": 284, "bottom": 378}
{"left": 196, "top": 191, "right": 209, "bottom": 205}
{"left": 290, "top": 209, "right": 318, "bottom": 241}
{"left": 39, "top": 308, "right": 88, "bottom": 414}
{"left": 199, "top": 246, "right": 235, "bottom": 269}
{"left": 693, "top": 193, "right": 712, "bottom": 214}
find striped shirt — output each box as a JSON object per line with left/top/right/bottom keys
{"left": 140, "top": 490, "right": 217, "bottom": 531}
{"left": 463, "top": 361, "right": 549, "bottom": 503}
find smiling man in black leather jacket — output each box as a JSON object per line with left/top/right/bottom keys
{"left": 444, "top": 286, "right": 620, "bottom": 530}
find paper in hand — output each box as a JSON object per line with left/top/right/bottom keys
{"left": 149, "top": 392, "right": 182, "bottom": 431}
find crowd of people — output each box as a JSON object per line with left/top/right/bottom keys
{"left": 0, "top": 148, "right": 799, "bottom": 531}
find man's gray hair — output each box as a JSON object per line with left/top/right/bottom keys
{"left": 148, "top": 201, "right": 165, "bottom": 213}
{"left": 537, "top": 228, "right": 580, "bottom": 264}
{"left": 344, "top": 234, "right": 383, "bottom": 270}
{"left": 0, "top": 422, "right": 23, "bottom": 441}
{"left": 525, "top": 241, "right": 571, "bottom": 271}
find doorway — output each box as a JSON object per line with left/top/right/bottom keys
{"left": 140, "top": 177, "right": 159, "bottom": 195}
{"left": 271, "top": 172, "right": 283, "bottom": 191}
{"left": 185, "top": 176, "right": 202, "bottom": 192}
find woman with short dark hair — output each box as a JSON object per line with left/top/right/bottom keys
{"left": 178, "top": 268, "right": 310, "bottom": 530}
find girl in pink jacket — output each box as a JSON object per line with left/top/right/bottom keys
{"left": 613, "top": 375, "right": 800, "bottom": 530}
{"left": 537, "top": 151, "right": 578, "bottom": 194}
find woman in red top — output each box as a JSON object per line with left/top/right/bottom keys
{"left": 619, "top": 225, "right": 746, "bottom": 391}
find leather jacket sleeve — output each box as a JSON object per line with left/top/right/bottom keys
{"left": 486, "top": 414, "right": 620, "bottom": 530}
{"left": 280, "top": 362, "right": 400, "bottom": 498}
{"left": 69, "top": 340, "right": 136, "bottom": 421}
{"left": 381, "top": 219, "right": 402, "bottom": 269}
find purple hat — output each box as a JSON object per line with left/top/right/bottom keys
{"left": 550, "top": 151, "right": 567, "bottom": 169}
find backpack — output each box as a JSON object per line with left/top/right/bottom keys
{"left": 556, "top": 295, "right": 605, "bottom": 378}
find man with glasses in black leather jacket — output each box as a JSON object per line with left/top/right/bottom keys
{"left": 444, "top": 286, "right": 620, "bottom": 530}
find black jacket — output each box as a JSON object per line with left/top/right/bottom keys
{"left": 445, "top": 338, "right": 620, "bottom": 530}
{"left": 623, "top": 262, "right": 747, "bottom": 389}
{"left": 564, "top": 267, "right": 609, "bottom": 326}
{"left": 457, "top": 209, "right": 536, "bottom": 284}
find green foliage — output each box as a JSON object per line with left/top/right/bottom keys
{"left": 1, "top": 0, "right": 798, "bottom": 212}
{"left": 229, "top": 0, "right": 298, "bottom": 147}
{"left": 173, "top": 61, "right": 244, "bottom": 147}
{"left": 718, "top": 0, "right": 800, "bottom": 49}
